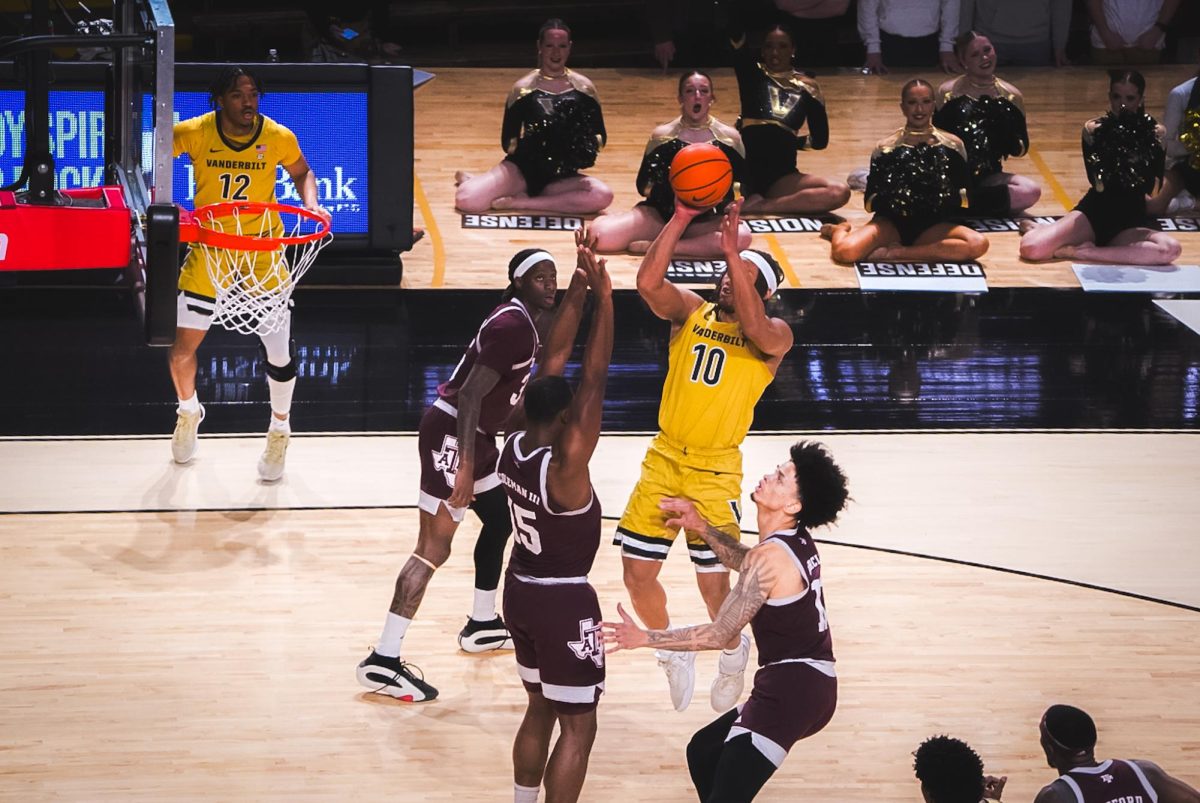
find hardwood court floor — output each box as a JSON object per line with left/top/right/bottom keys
{"left": 405, "top": 65, "right": 1200, "bottom": 290}
{"left": 0, "top": 510, "right": 1196, "bottom": 801}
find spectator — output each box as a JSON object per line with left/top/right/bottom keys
{"left": 646, "top": 0, "right": 729, "bottom": 70}
{"left": 858, "top": 0, "right": 960, "bottom": 73}
{"left": 959, "top": 0, "right": 1071, "bottom": 66}
{"left": 913, "top": 735, "right": 1006, "bottom": 803}
{"left": 774, "top": 0, "right": 852, "bottom": 68}
{"left": 1035, "top": 704, "right": 1200, "bottom": 803}
{"left": 1088, "top": 0, "right": 1180, "bottom": 65}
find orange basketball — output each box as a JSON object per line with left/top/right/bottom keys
{"left": 669, "top": 143, "right": 733, "bottom": 209}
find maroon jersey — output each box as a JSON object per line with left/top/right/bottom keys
{"left": 438, "top": 299, "right": 539, "bottom": 435}
{"left": 750, "top": 528, "right": 835, "bottom": 667}
{"left": 497, "top": 432, "right": 602, "bottom": 579}
{"left": 1055, "top": 759, "right": 1159, "bottom": 803}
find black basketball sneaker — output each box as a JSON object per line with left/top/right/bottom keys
{"left": 356, "top": 651, "right": 438, "bottom": 702}
{"left": 456, "top": 616, "right": 514, "bottom": 653}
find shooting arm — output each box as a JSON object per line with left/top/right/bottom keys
{"left": 636, "top": 211, "right": 706, "bottom": 324}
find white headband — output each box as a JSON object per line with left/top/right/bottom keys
{"left": 739, "top": 250, "right": 779, "bottom": 295}
{"left": 513, "top": 250, "right": 555, "bottom": 279}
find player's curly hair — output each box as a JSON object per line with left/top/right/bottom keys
{"left": 913, "top": 735, "right": 985, "bottom": 803}
{"left": 209, "top": 66, "right": 263, "bottom": 109}
{"left": 789, "top": 440, "right": 849, "bottom": 529}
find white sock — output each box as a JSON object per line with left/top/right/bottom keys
{"left": 514, "top": 783, "right": 539, "bottom": 803}
{"left": 471, "top": 588, "right": 498, "bottom": 622}
{"left": 269, "top": 415, "right": 291, "bottom": 433}
{"left": 266, "top": 376, "right": 295, "bottom": 419}
{"left": 178, "top": 393, "right": 201, "bottom": 414}
{"left": 376, "top": 613, "right": 411, "bottom": 658}
{"left": 718, "top": 634, "right": 749, "bottom": 673}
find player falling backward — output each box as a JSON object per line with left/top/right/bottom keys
{"left": 168, "top": 66, "right": 326, "bottom": 481}
{"left": 615, "top": 196, "right": 792, "bottom": 712}
{"left": 499, "top": 237, "right": 613, "bottom": 803}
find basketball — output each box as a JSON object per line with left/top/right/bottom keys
{"left": 669, "top": 143, "right": 733, "bottom": 209}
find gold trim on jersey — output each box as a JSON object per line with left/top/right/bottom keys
{"left": 642, "top": 116, "right": 745, "bottom": 157}
{"left": 507, "top": 68, "right": 600, "bottom": 107}
{"left": 873, "top": 125, "right": 968, "bottom": 162}
{"left": 939, "top": 75, "right": 1025, "bottom": 113}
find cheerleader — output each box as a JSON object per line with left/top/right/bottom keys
{"left": 822, "top": 79, "right": 988, "bottom": 264}
{"left": 1146, "top": 66, "right": 1200, "bottom": 216}
{"left": 1020, "top": 71, "right": 1180, "bottom": 265}
{"left": 454, "top": 19, "right": 613, "bottom": 214}
{"left": 730, "top": 24, "right": 850, "bottom": 215}
{"left": 934, "top": 31, "right": 1041, "bottom": 216}
{"left": 589, "top": 71, "right": 751, "bottom": 256}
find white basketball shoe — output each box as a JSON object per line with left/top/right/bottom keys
{"left": 257, "top": 427, "right": 290, "bottom": 481}
{"left": 710, "top": 632, "right": 751, "bottom": 711}
{"left": 657, "top": 649, "right": 697, "bottom": 711}
{"left": 171, "top": 404, "right": 205, "bottom": 464}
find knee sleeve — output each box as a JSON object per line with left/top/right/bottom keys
{"left": 687, "top": 710, "right": 740, "bottom": 801}
{"left": 259, "top": 338, "right": 297, "bottom": 381}
{"left": 470, "top": 487, "right": 512, "bottom": 591}
{"left": 704, "top": 732, "right": 778, "bottom": 803}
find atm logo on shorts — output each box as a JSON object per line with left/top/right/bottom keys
{"left": 432, "top": 435, "right": 460, "bottom": 487}
{"left": 568, "top": 618, "right": 604, "bottom": 668}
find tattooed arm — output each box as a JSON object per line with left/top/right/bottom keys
{"left": 659, "top": 497, "right": 750, "bottom": 571}
{"left": 602, "top": 544, "right": 788, "bottom": 653}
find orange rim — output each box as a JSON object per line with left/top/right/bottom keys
{"left": 179, "top": 202, "right": 331, "bottom": 252}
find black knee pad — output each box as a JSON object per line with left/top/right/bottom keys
{"left": 260, "top": 339, "right": 298, "bottom": 382}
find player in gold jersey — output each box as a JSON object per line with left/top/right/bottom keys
{"left": 615, "top": 197, "right": 792, "bottom": 713}
{"left": 168, "top": 67, "right": 324, "bottom": 482}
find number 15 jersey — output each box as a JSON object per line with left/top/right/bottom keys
{"left": 659, "top": 302, "right": 774, "bottom": 452}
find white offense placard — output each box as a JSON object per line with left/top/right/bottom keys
{"left": 1072, "top": 263, "right": 1200, "bottom": 293}
{"left": 855, "top": 261, "right": 988, "bottom": 292}
{"left": 460, "top": 213, "right": 583, "bottom": 231}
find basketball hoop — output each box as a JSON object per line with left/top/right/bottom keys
{"left": 179, "top": 201, "right": 333, "bottom": 336}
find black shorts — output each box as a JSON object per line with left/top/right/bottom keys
{"left": 873, "top": 214, "right": 944, "bottom": 247}
{"left": 505, "top": 152, "right": 577, "bottom": 197}
{"left": 1074, "top": 188, "right": 1146, "bottom": 247}
{"left": 503, "top": 574, "right": 605, "bottom": 714}
{"left": 966, "top": 180, "right": 1011, "bottom": 217}
{"left": 742, "top": 125, "right": 799, "bottom": 196}
{"left": 1178, "top": 162, "right": 1200, "bottom": 197}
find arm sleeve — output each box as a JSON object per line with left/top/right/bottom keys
{"left": 636, "top": 143, "right": 660, "bottom": 198}
{"left": 475, "top": 314, "right": 534, "bottom": 375}
{"left": 857, "top": 0, "right": 882, "bottom": 53}
{"left": 938, "top": 0, "right": 959, "bottom": 50}
{"left": 589, "top": 95, "right": 608, "bottom": 149}
{"left": 501, "top": 95, "right": 523, "bottom": 154}
{"left": 803, "top": 92, "right": 830, "bottom": 150}
{"left": 1163, "top": 84, "right": 1190, "bottom": 161}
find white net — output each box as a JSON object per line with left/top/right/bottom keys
{"left": 194, "top": 205, "right": 331, "bottom": 336}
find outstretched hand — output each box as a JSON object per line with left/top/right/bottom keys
{"left": 579, "top": 243, "right": 611, "bottom": 298}
{"left": 601, "top": 602, "right": 649, "bottom": 653}
{"left": 720, "top": 198, "right": 743, "bottom": 257}
{"left": 659, "top": 497, "right": 708, "bottom": 534}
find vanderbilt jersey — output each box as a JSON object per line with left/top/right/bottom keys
{"left": 659, "top": 302, "right": 774, "bottom": 452}
{"left": 173, "top": 111, "right": 302, "bottom": 234}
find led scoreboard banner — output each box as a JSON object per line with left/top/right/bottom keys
{"left": 0, "top": 62, "right": 414, "bottom": 253}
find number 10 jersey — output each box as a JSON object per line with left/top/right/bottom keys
{"left": 658, "top": 302, "right": 774, "bottom": 453}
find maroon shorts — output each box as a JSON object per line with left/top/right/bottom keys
{"left": 730, "top": 662, "right": 837, "bottom": 766}
{"left": 502, "top": 574, "right": 605, "bottom": 714}
{"left": 417, "top": 403, "right": 501, "bottom": 522}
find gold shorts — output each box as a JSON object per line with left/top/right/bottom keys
{"left": 615, "top": 433, "right": 743, "bottom": 571}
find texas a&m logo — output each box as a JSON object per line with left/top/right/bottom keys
{"left": 432, "top": 435, "right": 460, "bottom": 487}
{"left": 568, "top": 618, "right": 604, "bottom": 668}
